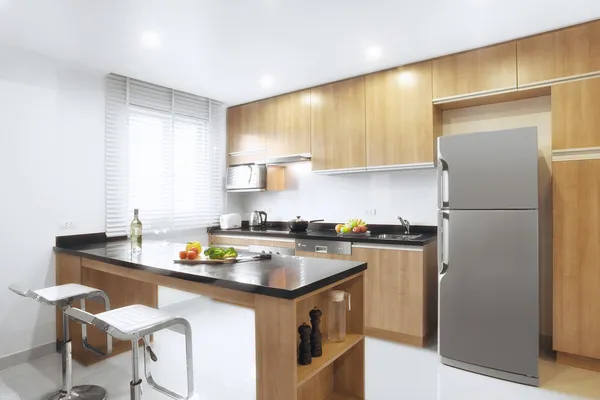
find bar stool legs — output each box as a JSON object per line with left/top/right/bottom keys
{"left": 47, "top": 309, "right": 107, "bottom": 400}
{"left": 130, "top": 341, "right": 142, "bottom": 400}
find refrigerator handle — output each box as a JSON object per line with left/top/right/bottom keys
{"left": 438, "top": 211, "right": 449, "bottom": 275}
{"left": 438, "top": 158, "right": 449, "bottom": 209}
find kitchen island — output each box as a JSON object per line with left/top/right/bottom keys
{"left": 54, "top": 240, "right": 367, "bottom": 400}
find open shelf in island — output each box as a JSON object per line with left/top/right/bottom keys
{"left": 295, "top": 272, "right": 365, "bottom": 400}
{"left": 297, "top": 334, "right": 364, "bottom": 387}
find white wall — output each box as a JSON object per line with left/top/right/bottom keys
{"left": 0, "top": 45, "right": 106, "bottom": 360}
{"left": 237, "top": 163, "right": 438, "bottom": 226}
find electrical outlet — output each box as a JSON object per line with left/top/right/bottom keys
{"left": 59, "top": 220, "right": 74, "bottom": 229}
{"left": 364, "top": 209, "right": 377, "bottom": 216}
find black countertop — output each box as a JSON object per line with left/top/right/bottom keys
{"left": 208, "top": 223, "right": 437, "bottom": 246}
{"left": 54, "top": 240, "right": 366, "bottom": 300}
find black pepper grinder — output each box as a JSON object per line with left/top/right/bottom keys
{"left": 298, "top": 323, "right": 312, "bottom": 365}
{"left": 309, "top": 307, "right": 323, "bottom": 357}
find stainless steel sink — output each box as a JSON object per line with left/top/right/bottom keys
{"left": 377, "top": 233, "right": 423, "bottom": 240}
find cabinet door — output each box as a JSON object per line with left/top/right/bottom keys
{"left": 518, "top": 20, "right": 600, "bottom": 87}
{"left": 366, "top": 61, "right": 438, "bottom": 167}
{"left": 552, "top": 77, "right": 600, "bottom": 150}
{"left": 311, "top": 77, "right": 366, "bottom": 171}
{"left": 266, "top": 90, "right": 311, "bottom": 158}
{"left": 227, "top": 102, "right": 265, "bottom": 154}
{"left": 553, "top": 159, "right": 600, "bottom": 359}
{"left": 351, "top": 247, "right": 425, "bottom": 337}
{"left": 432, "top": 42, "right": 517, "bottom": 100}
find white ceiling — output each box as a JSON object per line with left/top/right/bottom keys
{"left": 1, "top": 0, "right": 600, "bottom": 106}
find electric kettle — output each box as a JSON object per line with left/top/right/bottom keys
{"left": 249, "top": 210, "right": 267, "bottom": 229}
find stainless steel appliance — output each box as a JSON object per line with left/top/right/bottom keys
{"left": 296, "top": 239, "right": 351, "bottom": 256}
{"left": 437, "top": 128, "right": 539, "bottom": 386}
{"left": 249, "top": 210, "right": 268, "bottom": 229}
{"left": 248, "top": 244, "right": 295, "bottom": 256}
{"left": 226, "top": 165, "right": 266, "bottom": 192}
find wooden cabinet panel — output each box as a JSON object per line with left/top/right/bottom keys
{"left": 266, "top": 90, "right": 311, "bottom": 158}
{"left": 311, "top": 77, "right": 366, "bottom": 171}
{"left": 518, "top": 20, "right": 600, "bottom": 87}
{"left": 433, "top": 42, "right": 517, "bottom": 100}
{"left": 351, "top": 247, "right": 425, "bottom": 337}
{"left": 227, "top": 102, "right": 266, "bottom": 164}
{"left": 552, "top": 77, "right": 600, "bottom": 150}
{"left": 209, "top": 234, "right": 296, "bottom": 249}
{"left": 553, "top": 159, "right": 600, "bottom": 359}
{"left": 366, "top": 61, "right": 439, "bottom": 167}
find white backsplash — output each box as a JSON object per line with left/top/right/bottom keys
{"left": 233, "top": 163, "right": 438, "bottom": 226}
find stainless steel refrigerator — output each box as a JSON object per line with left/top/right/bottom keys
{"left": 437, "top": 128, "right": 539, "bottom": 386}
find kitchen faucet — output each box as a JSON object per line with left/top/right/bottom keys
{"left": 397, "top": 216, "right": 410, "bottom": 234}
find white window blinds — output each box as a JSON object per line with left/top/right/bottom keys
{"left": 105, "top": 74, "right": 225, "bottom": 237}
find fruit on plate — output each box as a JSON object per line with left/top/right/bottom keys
{"left": 339, "top": 218, "right": 368, "bottom": 234}
{"left": 179, "top": 250, "right": 188, "bottom": 260}
{"left": 186, "top": 250, "right": 198, "bottom": 260}
{"left": 185, "top": 241, "right": 202, "bottom": 254}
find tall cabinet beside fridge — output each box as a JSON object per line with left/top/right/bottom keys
{"left": 437, "top": 128, "right": 539, "bottom": 386}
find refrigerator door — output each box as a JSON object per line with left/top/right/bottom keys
{"left": 438, "top": 209, "right": 539, "bottom": 380}
{"left": 438, "top": 128, "right": 539, "bottom": 210}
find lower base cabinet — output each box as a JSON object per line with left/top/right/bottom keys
{"left": 351, "top": 243, "right": 438, "bottom": 347}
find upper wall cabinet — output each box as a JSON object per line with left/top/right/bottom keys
{"left": 310, "top": 77, "right": 366, "bottom": 172}
{"left": 366, "top": 61, "right": 440, "bottom": 168}
{"left": 432, "top": 42, "right": 517, "bottom": 102}
{"left": 517, "top": 20, "right": 600, "bottom": 88}
{"left": 266, "top": 90, "right": 311, "bottom": 159}
{"left": 552, "top": 77, "right": 600, "bottom": 151}
{"left": 227, "top": 102, "right": 266, "bottom": 165}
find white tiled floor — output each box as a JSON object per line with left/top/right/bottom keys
{"left": 1, "top": 297, "right": 599, "bottom": 400}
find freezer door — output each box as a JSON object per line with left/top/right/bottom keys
{"left": 437, "top": 128, "right": 539, "bottom": 210}
{"left": 438, "top": 209, "right": 539, "bottom": 379}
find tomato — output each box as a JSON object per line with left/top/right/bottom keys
{"left": 187, "top": 250, "right": 197, "bottom": 260}
{"left": 189, "top": 247, "right": 199, "bottom": 256}
{"left": 179, "top": 250, "right": 187, "bottom": 260}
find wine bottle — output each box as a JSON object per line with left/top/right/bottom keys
{"left": 130, "top": 209, "right": 143, "bottom": 253}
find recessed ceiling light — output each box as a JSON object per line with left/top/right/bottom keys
{"left": 259, "top": 75, "right": 275, "bottom": 89}
{"left": 365, "top": 46, "right": 382, "bottom": 61}
{"left": 141, "top": 31, "right": 162, "bottom": 48}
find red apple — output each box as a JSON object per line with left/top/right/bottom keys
{"left": 352, "top": 227, "right": 361, "bottom": 233}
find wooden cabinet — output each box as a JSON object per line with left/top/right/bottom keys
{"left": 266, "top": 90, "right": 311, "bottom": 159}
{"left": 517, "top": 20, "right": 600, "bottom": 87}
{"left": 432, "top": 42, "right": 517, "bottom": 100}
{"left": 553, "top": 159, "right": 600, "bottom": 362}
{"left": 350, "top": 243, "right": 437, "bottom": 346}
{"left": 227, "top": 102, "right": 266, "bottom": 165}
{"left": 552, "top": 77, "right": 600, "bottom": 150}
{"left": 310, "top": 77, "right": 366, "bottom": 171}
{"left": 209, "top": 234, "right": 295, "bottom": 249}
{"left": 365, "top": 61, "right": 440, "bottom": 167}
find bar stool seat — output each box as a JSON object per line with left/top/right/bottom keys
{"left": 96, "top": 305, "right": 174, "bottom": 334}
{"left": 65, "top": 304, "right": 194, "bottom": 400}
{"left": 34, "top": 283, "right": 103, "bottom": 303}
{"left": 9, "top": 283, "right": 112, "bottom": 400}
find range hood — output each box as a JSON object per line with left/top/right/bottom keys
{"left": 264, "top": 153, "right": 311, "bottom": 164}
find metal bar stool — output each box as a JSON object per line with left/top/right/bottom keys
{"left": 64, "top": 304, "right": 194, "bottom": 400}
{"left": 8, "top": 283, "right": 113, "bottom": 400}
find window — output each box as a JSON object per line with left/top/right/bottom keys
{"left": 105, "top": 74, "right": 225, "bottom": 236}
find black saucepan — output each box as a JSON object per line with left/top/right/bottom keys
{"left": 288, "top": 216, "right": 324, "bottom": 232}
